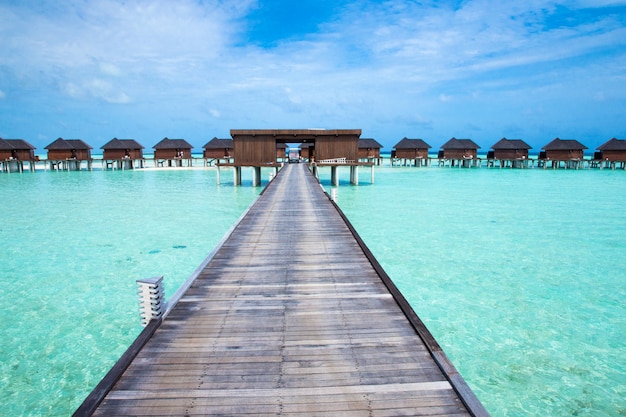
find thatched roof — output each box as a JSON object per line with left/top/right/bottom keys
{"left": 393, "top": 138, "right": 431, "bottom": 149}
{"left": 277, "top": 143, "right": 288, "bottom": 149}
{"left": 299, "top": 143, "right": 314, "bottom": 149}
{"left": 491, "top": 138, "right": 532, "bottom": 150}
{"left": 45, "top": 138, "right": 92, "bottom": 150}
{"left": 203, "top": 138, "right": 233, "bottom": 149}
{"left": 0, "top": 138, "right": 36, "bottom": 150}
{"left": 67, "top": 140, "right": 92, "bottom": 150}
{"left": 101, "top": 138, "right": 144, "bottom": 150}
{"left": 359, "top": 138, "right": 383, "bottom": 149}
{"left": 542, "top": 138, "right": 588, "bottom": 151}
{"left": 0, "top": 138, "right": 14, "bottom": 150}
{"left": 597, "top": 138, "right": 626, "bottom": 151}
{"left": 153, "top": 137, "right": 193, "bottom": 150}
{"left": 441, "top": 138, "right": 480, "bottom": 150}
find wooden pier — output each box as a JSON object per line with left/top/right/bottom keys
{"left": 75, "top": 163, "right": 488, "bottom": 417}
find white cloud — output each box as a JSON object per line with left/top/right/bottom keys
{"left": 1, "top": 0, "right": 625, "bottom": 149}
{"left": 99, "top": 63, "right": 122, "bottom": 77}
{"left": 571, "top": 0, "right": 626, "bottom": 7}
{"left": 0, "top": 90, "right": 5, "bottom": 99}
{"left": 5, "top": 0, "right": 623, "bottom": 104}
{"left": 0, "top": 0, "right": 246, "bottom": 100}
{"left": 63, "top": 79, "right": 131, "bottom": 104}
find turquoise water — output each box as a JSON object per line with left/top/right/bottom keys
{"left": 1, "top": 164, "right": 625, "bottom": 416}
{"left": 0, "top": 168, "right": 261, "bottom": 416}
{"left": 333, "top": 167, "right": 626, "bottom": 417}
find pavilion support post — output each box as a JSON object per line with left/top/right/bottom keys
{"left": 371, "top": 164, "right": 375, "bottom": 184}
{"left": 216, "top": 165, "right": 221, "bottom": 185}
{"left": 136, "top": 276, "right": 164, "bottom": 327}
{"left": 350, "top": 165, "right": 359, "bottom": 185}
{"left": 234, "top": 166, "right": 242, "bottom": 185}
{"left": 331, "top": 166, "right": 338, "bottom": 186}
{"left": 253, "top": 166, "right": 262, "bottom": 186}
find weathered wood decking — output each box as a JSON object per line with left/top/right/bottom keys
{"left": 76, "top": 163, "right": 489, "bottom": 416}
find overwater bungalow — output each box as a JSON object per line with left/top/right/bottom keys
{"left": 101, "top": 138, "right": 145, "bottom": 170}
{"left": 391, "top": 138, "right": 431, "bottom": 166}
{"left": 488, "top": 138, "right": 533, "bottom": 168}
{"left": 44, "top": 138, "right": 93, "bottom": 170}
{"left": 277, "top": 142, "right": 288, "bottom": 162}
{"left": 299, "top": 143, "right": 313, "bottom": 161}
{"left": 0, "top": 138, "right": 37, "bottom": 172}
{"left": 539, "top": 138, "right": 587, "bottom": 169}
{"left": 358, "top": 138, "right": 383, "bottom": 164}
{"left": 593, "top": 138, "right": 626, "bottom": 169}
{"left": 202, "top": 138, "right": 233, "bottom": 165}
{"left": 439, "top": 138, "right": 481, "bottom": 167}
{"left": 153, "top": 138, "right": 193, "bottom": 167}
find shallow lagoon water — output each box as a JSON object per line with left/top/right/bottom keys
{"left": 1, "top": 164, "right": 625, "bottom": 416}
{"left": 333, "top": 166, "right": 626, "bottom": 417}
{"left": 0, "top": 168, "right": 261, "bottom": 416}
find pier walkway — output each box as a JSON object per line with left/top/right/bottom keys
{"left": 76, "top": 163, "right": 488, "bottom": 416}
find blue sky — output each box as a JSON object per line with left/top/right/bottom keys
{"left": 1, "top": 0, "right": 625, "bottom": 151}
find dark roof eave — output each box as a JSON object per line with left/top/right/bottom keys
{"left": 597, "top": 138, "right": 626, "bottom": 151}
{"left": 542, "top": 139, "right": 588, "bottom": 151}
{"left": 153, "top": 138, "right": 193, "bottom": 150}
{"left": 393, "top": 138, "right": 432, "bottom": 149}
{"left": 441, "top": 138, "right": 480, "bottom": 150}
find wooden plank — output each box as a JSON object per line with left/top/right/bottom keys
{"left": 78, "top": 163, "right": 488, "bottom": 417}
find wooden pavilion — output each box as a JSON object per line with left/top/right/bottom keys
{"left": 101, "top": 138, "right": 145, "bottom": 170}
{"left": 44, "top": 138, "right": 93, "bottom": 170}
{"left": 391, "top": 138, "right": 432, "bottom": 166}
{"left": 539, "top": 138, "right": 587, "bottom": 169}
{"left": 488, "top": 138, "right": 532, "bottom": 168}
{"left": 439, "top": 138, "right": 481, "bottom": 167}
{"left": 227, "top": 129, "right": 368, "bottom": 186}
{"left": 153, "top": 138, "right": 193, "bottom": 167}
